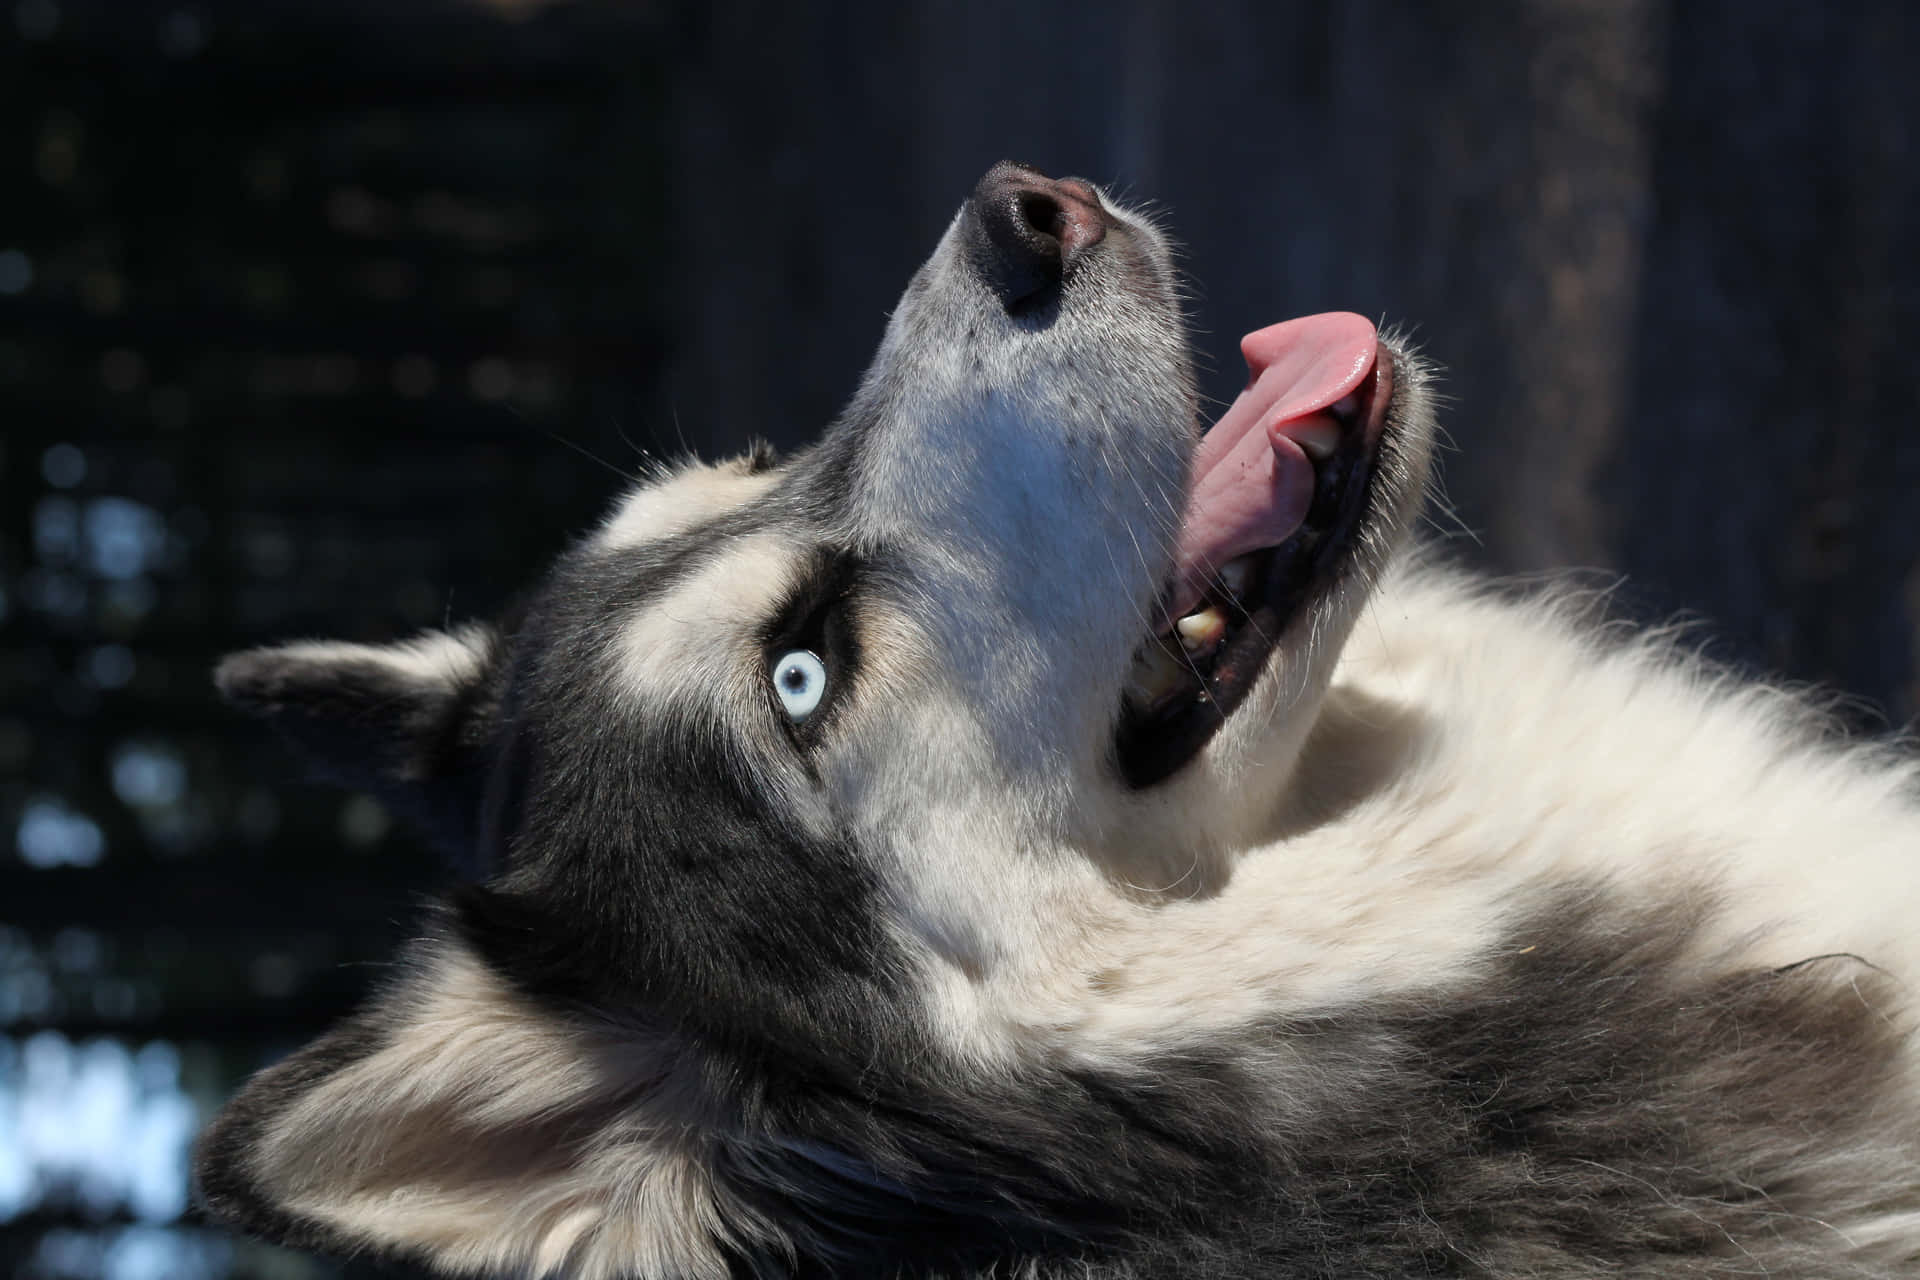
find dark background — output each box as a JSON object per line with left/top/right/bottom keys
{"left": 1, "top": 1, "right": 1915, "bottom": 1277}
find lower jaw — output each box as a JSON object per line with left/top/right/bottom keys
{"left": 1112, "top": 351, "right": 1396, "bottom": 790}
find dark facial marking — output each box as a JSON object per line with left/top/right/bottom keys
{"left": 455, "top": 518, "right": 907, "bottom": 1066}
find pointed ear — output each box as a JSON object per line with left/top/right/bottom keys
{"left": 215, "top": 626, "right": 505, "bottom": 863}
{"left": 193, "top": 935, "right": 744, "bottom": 1278}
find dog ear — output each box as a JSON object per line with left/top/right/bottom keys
{"left": 215, "top": 626, "right": 505, "bottom": 863}
{"left": 193, "top": 934, "right": 746, "bottom": 1277}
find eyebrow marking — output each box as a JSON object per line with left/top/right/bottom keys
{"left": 611, "top": 534, "right": 797, "bottom": 711}
{"left": 598, "top": 461, "right": 780, "bottom": 553}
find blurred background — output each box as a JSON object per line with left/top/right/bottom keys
{"left": 0, "top": 0, "right": 1915, "bottom": 1276}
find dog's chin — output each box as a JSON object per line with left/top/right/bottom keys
{"left": 1113, "top": 346, "right": 1407, "bottom": 791}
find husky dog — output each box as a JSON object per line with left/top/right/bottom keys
{"left": 196, "top": 163, "right": 1920, "bottom": 1278}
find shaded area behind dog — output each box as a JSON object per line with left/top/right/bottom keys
{"left": 1, "top": 1, "right": 1914, "bottom": 1276}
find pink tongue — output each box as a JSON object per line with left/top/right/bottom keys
{"left": 1165, "top": 313, "right": 1379, "bottom": 622}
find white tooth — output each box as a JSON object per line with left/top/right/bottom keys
{"left": 1126, "top": 644, "right": 1190, "bottom": 708}
{"left": 1286, "top": 419, "right": 1341, "bottom": 462}
{"left": 1218, "top": 556, "right": 1254, "bottom": 597}
{"left": 1175, "top": 606, "right": 1226, "bottom": 654}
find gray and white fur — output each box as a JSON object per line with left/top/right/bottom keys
{"left": 196, "top": 162, "right": 1920, "bottom": 1279}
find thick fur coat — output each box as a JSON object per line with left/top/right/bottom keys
{"left": 195, "top": 164, "right": 1920, "bottom": 1278}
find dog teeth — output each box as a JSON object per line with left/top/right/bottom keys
{"left": 1126, "top": 643, "right": 1192, "bottom": 709}
{"left": 1285, "top": 418, "right": 1342, "bottom": 462}
{"left": 1175, "top": 606, "right": 1226, "bottom": 654}
{"left": 1218, "top": 556, "right": 1254, "bottom": 598}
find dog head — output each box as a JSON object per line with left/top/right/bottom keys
{"left": 198, "top": 163, "right": 1438, "bottom": 1276}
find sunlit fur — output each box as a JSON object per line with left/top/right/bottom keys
{"left": 197, "top": 178, "right": 1920, "bottom": 1278}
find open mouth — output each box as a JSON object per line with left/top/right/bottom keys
{"left": 1115, "top": 314, "right": 1396, "bottom": 788}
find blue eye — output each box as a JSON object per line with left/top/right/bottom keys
{"left": 771, "top": 650, "right": 828, "bottom": 722}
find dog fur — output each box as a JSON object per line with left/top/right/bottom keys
{"left": 196, "top": 167, "right": 1920, "bottom": 1278}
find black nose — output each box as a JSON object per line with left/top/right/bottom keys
{"left": 968, "top": 161, "right": 1110, "bottom": 311}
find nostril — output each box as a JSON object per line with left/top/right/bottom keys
{"left": 969, "top": 161, "right": 1112, "bottom": 312}
{"left": 1019, "top": 191, "right": 1065, "bottom": 245}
